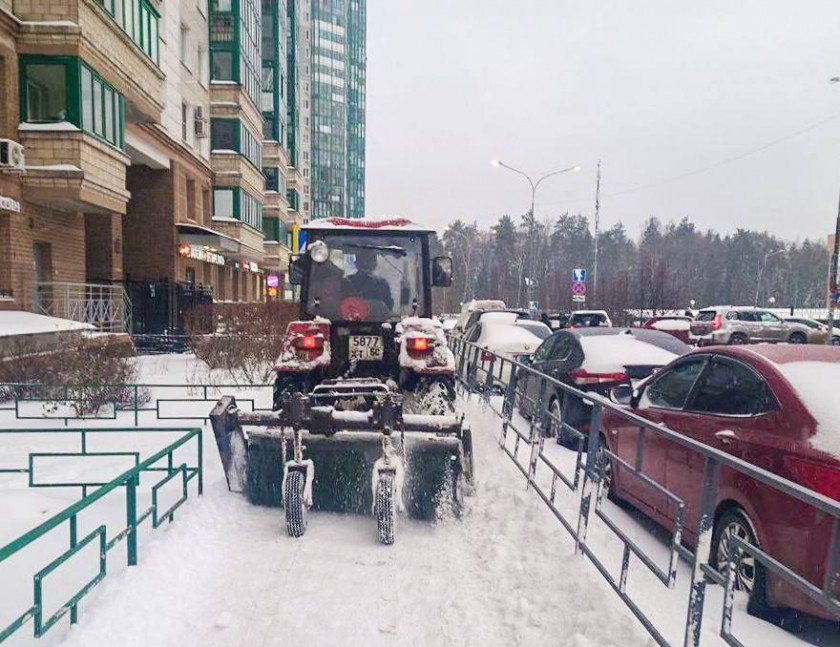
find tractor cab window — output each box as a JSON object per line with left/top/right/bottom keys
{"left": 305, "top": 233, "right": 425, "bottom": 321}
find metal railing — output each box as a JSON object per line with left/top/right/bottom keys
{"left": 0, "top": 426, "right": 203, "bottom": 641}
{"left": 447, "top": 334, "right": 840, "bottom": 647}
{"left": 0, "top": 382, "right": 275, "bottom": 427}
{"left": 29, "top": 282, "right": 132, "bottom": 333}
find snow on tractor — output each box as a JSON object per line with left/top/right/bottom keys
{"left": 210, "top": 218, "right": 474, "bottom": 544}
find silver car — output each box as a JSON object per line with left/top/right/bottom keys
{"left": 689, "top": 306, "right": 820, "bottom": 346}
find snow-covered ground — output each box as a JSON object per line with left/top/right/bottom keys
{"left": 2, "top": 355, "right": 838, "bottom": 646}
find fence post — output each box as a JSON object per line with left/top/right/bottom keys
{"left": 69, "top": 515, "right": 78, "bottom": 624}
{"left": 683, "top": 456, "right": 720, "bottom": 647}
{"left": 576, "top": 403, "right": 603, "bottom": 554}
{"left": 126, "top": 475, "right": 138, "bottom": 566}
{"left": 133, "top": 385, "right": 139, "bottom": 427}
{"left": 197, "top": 429, "right": 204, "bottom": 495}
{"left": 526, "top": 378, "right": 548, "bottom": 490}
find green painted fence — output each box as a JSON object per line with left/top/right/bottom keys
{"left": 0, "top": 426, "right": 203, "bottom": 642}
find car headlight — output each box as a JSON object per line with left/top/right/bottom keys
{"left": 309, "top": 240, "right": 329, "bottom": 264}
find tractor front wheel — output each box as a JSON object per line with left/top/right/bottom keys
{"left": 376, "top": 472, "right": 397, "bottom": 545}
{"left": 284, "top": 469, "right": 308, "bottom": 538}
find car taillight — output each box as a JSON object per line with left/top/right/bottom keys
{"left": 568, "top": 368, "right": 629, "bottom": 385}
{"left": 711, "top": 314, "right": 722, "bottom": 331}
{"left": 783, "top": 456, "right": 840, "bottom": 501}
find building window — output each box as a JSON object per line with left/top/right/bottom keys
{"left": 197, "top": 45, "right": 206, "bottom": 84}
{"left": 181, "top": 102, "right": 189, "bottom": 141}
{"left": 180, "top": 24, "right": 190, "bottom": 66}
{"left": 213, "top": 188, "right": 235, "bottom": 218}
{"left": 23, "top": 63, "right": 68, "bottom": 122}
{"left": 264, "top": 167, "right": 278, "bottom": 191}
{"left": 211, "top": 118, "right": 237, "bottom": 150}
{"left": 95, "top": 0, "right": 160, "bottom": 64}
{"left": 211, "top": 51, "right": 234, "bottom": 80}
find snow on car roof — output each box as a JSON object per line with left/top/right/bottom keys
{"left": 731, "top": 344, "right": 840, "bottom": 365}
{"left": 0, "top": 311, "right": 95, "bottom": 337}
{"left": 479, "top": 321, "right": 545, "bottom": 349}
{"left": 578, "top": 333, "right": 679, "bottom": 373}
{"left": 302, "top": 217, "right": 436, "bottom": 233}
{"left": 775, "top": 360, "right": 840, "bottom": 460}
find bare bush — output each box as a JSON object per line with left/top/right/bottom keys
{"left": 0, "top": 335, "right": 146, "bottom": 415}
{"left": 186, "top": 302, "right": 297, "bottom": 385}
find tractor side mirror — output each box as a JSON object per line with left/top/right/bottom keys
{"left": 432, "top": 256, "right": 453, "bottom": 287}
{"left": 289, "top": 255, "right": 305, "bottom": 285}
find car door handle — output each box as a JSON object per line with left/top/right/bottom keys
{"left": 715, "top": 430, "right": 737, "bottom": 445}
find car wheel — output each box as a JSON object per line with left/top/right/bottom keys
{"left": 728, "top": 333, "right": 748, "bottom": 345}
{"left": 712, "top": 508, "right": 768, "bottom": 617}
{"left": 832, "top": 335, "right": 840, "bottom": 347}
{"left": 596, "top": 435, "right": 617, "bottom": 501}
{"left": 788, "top": 332, "right": 807, "bottom": 344}
{"left": 547, "top": 397, "right": 571, "bottom": 446}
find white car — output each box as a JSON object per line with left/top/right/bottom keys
{"left": 464, "top": 320, "right": 550, "bottom": 391}
{"left": 454, "top": 299, "right": 507, "bottom": 332}
{"left": 568, "top": 310, "right": 612, "bottom": 328}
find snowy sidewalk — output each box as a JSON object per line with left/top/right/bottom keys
{"left": 50, "top": 400, "right": 654, "bottom": 647}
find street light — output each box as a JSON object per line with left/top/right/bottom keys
{"left": 754, "top": 249, "right": 784, "bottom": 307}
{"left": 491, "top": 159, "right": 581, "bottom": 306}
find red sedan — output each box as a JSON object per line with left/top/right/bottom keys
{"left": 640, "top": 315, "right": 692, "bottom": 344}
{"left": 603, "top": 344, "right": 840, "bottom": 621}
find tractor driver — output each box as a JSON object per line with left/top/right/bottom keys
{"left": 345, "top": 250, "right": 394, "bottom": 310}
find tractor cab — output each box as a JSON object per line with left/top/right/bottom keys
{"left": 278, "top": 218, "right": 454, "bottom": 407}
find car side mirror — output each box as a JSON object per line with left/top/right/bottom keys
{"left": 609, "top": 384, "right": 634, "bottom": 407}
{"left": 289, "top": 255, "right": 305, "bottom": 285}
{"left": 432, "top": 256, "right": 453, "bottom": 287}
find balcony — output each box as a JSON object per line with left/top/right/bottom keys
{"left": 15, "top": 0, "right": 164, "bottom": 122}
{"left": 20, "top": 126, "right": 130, "bottom": 214}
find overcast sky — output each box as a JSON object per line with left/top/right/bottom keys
{"left": 365, "top": 1, "right": 840, "bottom": 242}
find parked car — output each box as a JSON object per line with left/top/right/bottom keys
{"left": 784, "top": 316, "right": 839, "bottom": 345}
{"left": 460, "top": 309, "right": 530, "bottom": 337}
{"left": 689, "top": 306, "right": 820, "bottom": 346}
{"left": 539, "top": 311, "right": 571, "bottom": 330}
{"left": 517, "top": 327, "right": 689, "bottom": 445}
{"left": 464, "top": 320, "right": 548, "bottom": 391}
{"left": 441, "top": 317, "right": 458, "bottom": 333}
{"left": 568, "top": 310, "right": 613, "bottom": 328}
{"left": 641, "top": 315, "right": 692, "bottom": 344}
{"left": 454, "top": 299, "right": 507, "bottom": 332}
{"left": 603, "top": 344, "right": 840, "bottom": 622}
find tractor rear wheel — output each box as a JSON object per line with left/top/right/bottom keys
{"left": 284, "top": 469, "right": 308, "bottom": 538}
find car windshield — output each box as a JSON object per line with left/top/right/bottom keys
{"left": 570, "top": 313, "right": 608, "bottom": 327}
{"left": 695, "top": 311, "right": 717, "bottom": 322}
{"left": 304, "top": 233, "right": 425, "bottom": 321}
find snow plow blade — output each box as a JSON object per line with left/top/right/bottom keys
{"left": 209, "top": 395, "right": 473, "bottom": 522}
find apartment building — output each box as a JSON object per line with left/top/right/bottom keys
{"left": 310, "top": 0, "right": 365, "bottom": 220}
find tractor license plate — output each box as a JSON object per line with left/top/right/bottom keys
{"left": 348, "top": 336, "right": 383, "bottom": 361}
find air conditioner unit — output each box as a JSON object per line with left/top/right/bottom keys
{"left": 0, "top": 139, "right": 25, "bottom": 173}
{"left": 194, "top": 106, "right": 209, "bottom": 139}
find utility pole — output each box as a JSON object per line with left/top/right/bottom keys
{"left": 593, "top": 160, "right": 601, "bottom": 306}
{"left": 827, "top": 191, "right": 840, "bottom": 344}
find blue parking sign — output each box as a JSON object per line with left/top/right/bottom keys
{"left": 573, "top": 268, "right": 586, "bottom": 282}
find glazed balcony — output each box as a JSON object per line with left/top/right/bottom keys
{"left": 15, "top": 0, "right": 164, "bottom": 122}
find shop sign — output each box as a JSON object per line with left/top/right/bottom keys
{"left": 248, "top": 262, "right": 259, "bottom": 273}
{"left": 267, "top": 287, "right": 278, "bottom": 297}
{"left": 0, "top": 195, "right": 21, "bottom": 213}
{"left": 178, "top": 243, "right": 225, "bottom": 266}
{"left": 266, "top": 274, "right": 280, "bottom": 288}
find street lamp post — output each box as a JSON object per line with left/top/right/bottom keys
{"left": 491, "top": 159, "right": 580, "bottom": 307}
{"left": 754, "top": 249, "right": 784, "bottom": 307}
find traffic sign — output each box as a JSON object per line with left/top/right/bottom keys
{"left": 572, "top": 282, "right": 586, "bottom": 296}
{"left": 573, "top": 268, "right": 587, "bottom": 282}
{"left": 528, "top": 300, "right": 539, "bottom": 312}
{"left": 572, "top": 294, "right": 586, "bottom": 303}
